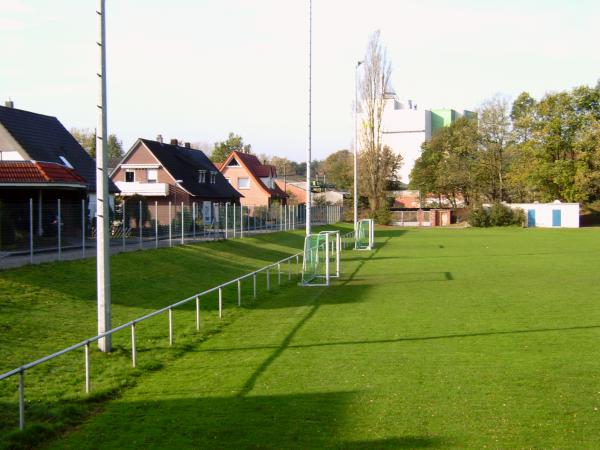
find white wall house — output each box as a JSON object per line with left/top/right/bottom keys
{"left": 507, "top": 201, "right": 580, "bottom": 228}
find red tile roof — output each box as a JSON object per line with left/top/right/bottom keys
{"left": 222, "top": 151, "right": 286, "bottom": 199}
{"left": 0, "top": 161, "right": 87, "bottom": 186}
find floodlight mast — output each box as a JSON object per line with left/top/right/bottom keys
{"left": 353, "top": 60, "right": 363, "bottom": 234}
{"left": 305, "top": 0, "right": 312, "bottom": 236}
{"left": 96, "top": 0, "right": 111, "bottom": 352}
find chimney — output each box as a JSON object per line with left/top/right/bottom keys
{"left": 170, "top": 138, "right": 178, "bottom": 146}
{"left": 156, "top": 134, "right": 163, "bottom": 143}
{"left": 4, "top": 100, "right": 14, "bottom": 108}
{"left": 408, "top": 99, "right": 413, "bottom": 110}
{"left": 184, "top": 142, "right": 191, "bottom": 148}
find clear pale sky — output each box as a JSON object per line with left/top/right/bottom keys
{"left": 1, "top": 0, "right": 599, "bottom": 161}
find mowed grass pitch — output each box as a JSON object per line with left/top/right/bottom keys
{"left": 4, "top": 226, "right": 600, "bottom": 449}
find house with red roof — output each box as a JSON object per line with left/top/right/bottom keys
{"left": 218, "top": 151, "right": 287, "bottom": 206}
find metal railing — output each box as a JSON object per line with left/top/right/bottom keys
{"left": 1, "top": 227, "right": 355, "bottom": 431}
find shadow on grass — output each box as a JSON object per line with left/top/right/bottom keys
{"left": 36, "top": 393, "right": 451, "bottom": 449}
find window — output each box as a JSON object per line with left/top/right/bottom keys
{"left": 228, "top": 158, "right": 239, "bottom": 166}
{"left": 147, "top": 169, "right": 157, "bottom": 183}
{"left": 238, "top": 177, "right": 250, "bottom": 189}
{"left": 210, "top": 171, "right": 217, "bottom": 184}
{"left": 198, "top": 170, "right": 206, "bottom": 183}
{"left": 125, "top": 170, "right": 135, "bottom": 182}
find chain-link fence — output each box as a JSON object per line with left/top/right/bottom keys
{"left": 0, "top": 198, "right": 343, "bottom": 268}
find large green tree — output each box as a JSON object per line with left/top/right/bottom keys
{"left": 322, "top": 150, "right": 353, "bottom": 190}
{"left": 211, "top": 132, "right": 252, "bottom": 163}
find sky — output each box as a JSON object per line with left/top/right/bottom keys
{"left": 1, "top": 0, "right": 599, "bottom": 162}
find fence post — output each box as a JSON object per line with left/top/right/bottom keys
{"left": 131, "top": 323, "right": 136, "bottom": 368}
{"left": 240, "top": 205, "right": 244, "bottom": 238}
{"left": 278, "top": 263, "right": 281, "bottom": 285}
{"left": 237, "top": 280, "right": 241, "bottom": 306}
{"left": 57, "top": 199, "right": 62, "bottom": 261}
{"left": 225, "top": 203, "right": 229, "bottom": 239}
{"left": 168, "top": 201, "right": 172, "bottom": 247}
{"left": 81, "top": 198, "right": 86, "bottom": 258}
{"left": 19, "top": 370, "right": 25, "bottom": 430}
{"left": 122, "top": 200, "right": 126, "bottom": 250}
{"left": 288, "top": 258, "right": 291, "bottom": 280}
{"left": 29, "top": 198, "right": 33, "bottom": 264}
{"left": 192, "top": 202, "right": 196, "bottom": 239}
{"left": 233, "top": 203, "right": 236, "bottom": 238}
{"left": 168, "top": 308, "right": 173, "bottom": 346}
{"left": 181, "top": 202, "right": 184, "bottom": 245}
{"left": 196, "top": 296, "right": 201, "bottom": 330}
{"left": 155, "top": 201, "right": 158, "bottom": 248}
{"left": 218, "top": 287, "right": 223, "bottom": 318}
{"left": 84, "top": 342, "right": 90, "bottom": 393}
{"left": 266, "top": 269, "right": 270, "bottom": 291}
{"left": 253, "top": 274, "right": 257, "bottom": 299}
{"left": 139, "top": 200, "right": 143, "bottom": 249}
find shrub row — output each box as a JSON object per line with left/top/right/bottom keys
{"left": 469, "top": 203, "right": 525, "bottom": 227}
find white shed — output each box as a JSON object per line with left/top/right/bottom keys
{"left": 507, "top": 201, "right": 580, "bottom": 228}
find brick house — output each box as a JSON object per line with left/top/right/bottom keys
{"left": 111, "top": 138, "right": 241, "bottom": 222}
{"left": 218, "top": 151, "right": 287, "bottom": 207}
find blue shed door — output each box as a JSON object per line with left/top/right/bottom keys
{"left": 527, "top": 209, "right": 536, "bottom": 227}
{"left": 552, "top": 209, "right": 561, "bottom": 227}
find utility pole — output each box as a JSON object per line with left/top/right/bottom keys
{"left": 96, "top": 0, "right": 111, "bottom": 352}
{"left": 305, "top": 0, "right": 312, "bottom": 236}
{"left": 354, "top": 60, "right": 363, "bottom": 234}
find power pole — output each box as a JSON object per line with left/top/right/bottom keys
{"left": 96, "top": 0, "right": 111, "bottom": 352}
{"left": 305, "top": 0, "right": 312, "bottom": 236}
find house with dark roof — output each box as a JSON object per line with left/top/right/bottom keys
{"left": 0, "top": 103, "right": 118, "bottom": 195}
{"left": 110, "top": 138, "right": 241, "bottom": 221}
{"left": 218, "top": 151, "right": 287, "bottom": 206}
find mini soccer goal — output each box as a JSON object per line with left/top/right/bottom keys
{"left": 300, "top": 230, "right": 340, "bottom": 286}
{"left": 355, "top": 219, "right": 375, "bottom": 250}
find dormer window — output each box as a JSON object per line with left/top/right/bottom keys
{"left": 210, "top": 171, "right": 217, "bottom": 184}
{"left": 198, "top": 169, "right": 206, "bottom": 183}
{"left": 227, "top": 158, "right": 240, "bottom": 166}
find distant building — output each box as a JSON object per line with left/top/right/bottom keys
{"left": 360, "top": 88, "right": 474, "bottom": 185}
{"left": 218, "top": 151, "right": 287, "bottom": 207}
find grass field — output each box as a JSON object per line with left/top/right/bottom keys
{"left": 3, "top": 226, "right": 600, "bottom": 448}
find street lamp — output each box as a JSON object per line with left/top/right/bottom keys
{"left": 353, "top": 60, "right": 363, "bottom": 234}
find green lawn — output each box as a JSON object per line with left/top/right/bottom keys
{"left": 3, "top": 226, "right": 600, "bottom": 449}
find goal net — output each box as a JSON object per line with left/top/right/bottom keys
{"left": 355, "top": 219, "right": 374, "bottom": 250}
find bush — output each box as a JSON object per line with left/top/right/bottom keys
{"left": 469, "top": 203, "right": 526, "bottom": 227}
{"left": 374, "top": 208, "right": 391, "bottom": 225}
{"left": 468, "top": 206, "right": 490, "bottom": 227}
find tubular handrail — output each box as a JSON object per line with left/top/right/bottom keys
{"left": 1, "top": 226, "right": 355, "bottom": 431}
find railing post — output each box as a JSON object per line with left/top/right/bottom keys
{"left": 218, "top": 287, "right": 223, "bottom": 318}
{"left": 288, "top": 258, "right": 291, "bottom": 280}
{"left": 253, "top": 274, "right": 257, "bottom": 299}
{"left": 19, "top": 370, "right": 25, "bottom": 431}
{"left": 131, "top": 323, "right": 136, "bottom": 368}
{"left": 84, "top": 342, "right": 90, "bottom": 393}
{"left": 296, "top": 254, "right": 300, "bottom": 274}
{"left": 168, "top": 308, "right": 173, "bottom": 346}
{"left": 278, "top": 263, "right": 281, "bottom": 286}
{"left": 266, "top": 269, "right": 270, "bottom": 291}
{"left": 196, "top": 296, "right": 201, "bottom": 330}
{"left": 237, "top": 280, "right": 241, "bottom": 306}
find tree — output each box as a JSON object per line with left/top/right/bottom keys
{"left": 322, "top": 150, "right": 353, "bottom": 190}
{"left": 477, "top": 96, "right": 511, "bottom": 201}
{"left": 211, "top": 132, "right": 252, "bottom": 163}
{"left": 358, "top": 31, "right": 402, "bottom": 211}
{"left": 265, "top": 156, "right": 296, "bottom": 178}
{"left": 70, "top": 128, "right": 124, "bottom": 161}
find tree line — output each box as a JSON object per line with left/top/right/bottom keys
{"left": 410, "top": 82, "right": 600, "bottom": 207}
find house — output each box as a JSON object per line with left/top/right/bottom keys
{"left": 111, "top": 138, "right": 241, "bottom": 222}
{"left": 505, "top": 201, "right": 579, "bottom": 228}
{"left": 218, "top": 151, "right": 287, "bottom": 207}
{"left": 275, "top": 179, "right": 307, "bottom": 204}
{"left": 0, "top": 102, "right": 119, "bottom": 218}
